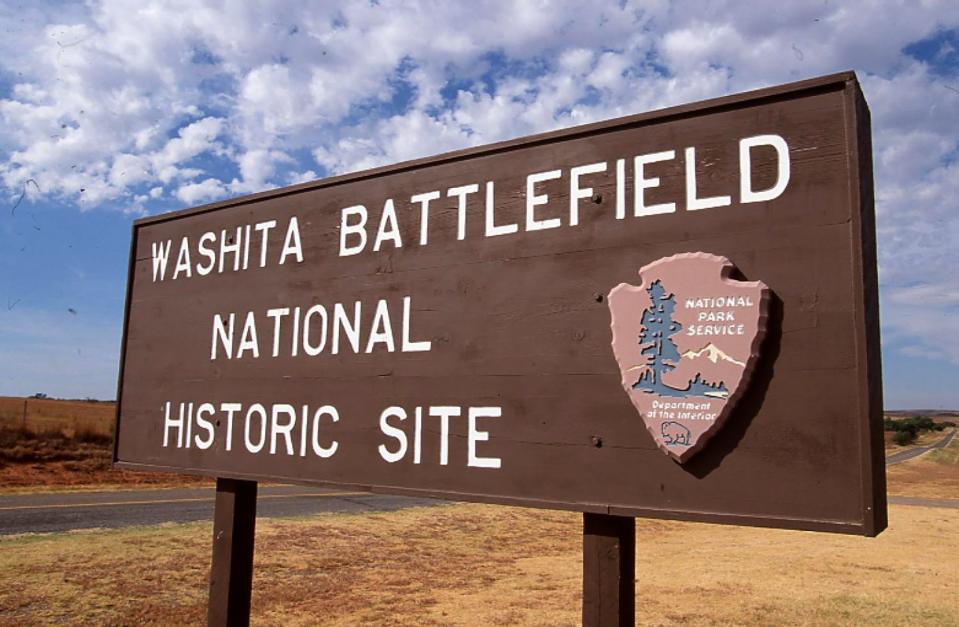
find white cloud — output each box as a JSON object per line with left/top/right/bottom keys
{"left": 1, "top": 0, "right": 959, "bottom": 370}
{"left": 883, "top": 292, "right": 959, "bottom": 366}
{"left": 286, "top": 170, "right": 317, "bottom": 185}
{"left": 231, "top": 148, "right": 293, "bottom": 194}
{"left": 150, "top": 116, "right": 224, "bottom": 172}
{"left": 175, "top": 177, "right": 227, "bottom": 204}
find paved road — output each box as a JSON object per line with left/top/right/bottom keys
{"left": 3, "top": 427, "right": 956, "bottom": 536}
{"left": 2, "top": 481, "right": 956, "bottom": 537}
{"left": 0, "top": 485, "right": 442, "bottom": 536}
{"left": 887, "top": 495, "right": 959, "bottom": 509}
{"left": 887, "top": 427, "right": 958, "bottom": 466}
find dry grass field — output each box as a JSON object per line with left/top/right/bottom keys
{"left": 0, "top": 410, "right": 955, "bottom": 624}
{"left": 0, "top": 502, "right": 956, "bottom": 626}
{"left": 0, "top": 426, "right": 211, "bottom": 493}
{"left": 0, "top": 396, "right": 114, "bottom": 437}
{"left": 0, "top": 396, "right": 210, "bottom": 492}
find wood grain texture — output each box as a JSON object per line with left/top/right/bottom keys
{"left": 207, "top": 478, "right": 257, "bottom": 627}
{"left": 583, "top": 513, "right": 635, "bottom": 627}
{"left": 115, "top": 73, "right": 885, "bottom": 535}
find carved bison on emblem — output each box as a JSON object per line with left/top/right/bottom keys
{"left": 660, "top": 421, "right": 691, "bottom": 446}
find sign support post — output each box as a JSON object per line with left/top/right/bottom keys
{"left": 582, "top": 513, "right": 635, "bottom": 626}
{"left": 208, "top": 478, "right": 258, "bottom": 627}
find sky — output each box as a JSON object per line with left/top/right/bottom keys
{"left": 0, "top": 1, "right": 957, "bottom": 409}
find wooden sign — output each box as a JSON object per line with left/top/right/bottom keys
{"left": 115, "top": 72, "right": 886, "bottom": 536}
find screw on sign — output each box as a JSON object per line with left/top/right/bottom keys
{"left": 114, "top": 73, "right": 885, "bottom": 626}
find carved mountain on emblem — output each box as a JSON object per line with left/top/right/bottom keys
{"left": 681, "top": 343, "right": 745, "bottom": 367}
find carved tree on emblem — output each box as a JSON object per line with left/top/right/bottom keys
{"left": 635, "top": 280, "right": 683, "bottom": 390}
{"left": 632, "top": 279, "right": 730, "bottom": 399}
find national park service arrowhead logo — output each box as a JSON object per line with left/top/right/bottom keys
{"left": 608, "top": 253, "right": 769, "bottom": 463}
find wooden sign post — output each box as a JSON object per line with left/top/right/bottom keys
{"left": 207, "top": 479, "right": 257, "bottom": 627}
{"left": 583, "top": 513, "right": 635, "bottom": 626}
{"left": 114, "top": 72, "right": 885, "bottom": 623}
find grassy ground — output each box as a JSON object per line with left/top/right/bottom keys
{"left": 0, "top": 503, "right": 956, "bottom": 626}
{"left": 0, "top": 415, "right": 954, "bottom": 624}
{"left": 0, "top": 396, "right": 114, "bottom": 437}
{"left": 0, "top": 397, "right": 209, "bottom": 492}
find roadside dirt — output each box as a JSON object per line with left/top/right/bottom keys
{"left": 0, "top": 427, "right": 210, "bottom": 493}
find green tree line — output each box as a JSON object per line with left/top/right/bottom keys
{"left": 884, "top": 416, "right": 955, "bottom": 446}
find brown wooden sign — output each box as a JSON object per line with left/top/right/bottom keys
{"left": 115, "top": 72, "right": 886, "bottom": 536}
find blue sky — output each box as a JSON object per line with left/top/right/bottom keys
{"left": 0, "top": 1, "right": 958, "bottom": 408}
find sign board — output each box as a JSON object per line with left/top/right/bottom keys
{"left": 115, "top": 72, "right": 886, "bottom": 536}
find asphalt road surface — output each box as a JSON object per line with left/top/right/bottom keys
{"left": 3, "top": 427, "right": 956, "bottom": 537}
{"left": 2, "top": 482, "right": 956, "bottom": 537}
{"left": 886, "top": 427, "right": 958, "bottom": 466}
{"left": 0, "top": 485, "right": 442, "bottom": 536}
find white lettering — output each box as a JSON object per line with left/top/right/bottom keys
{"left": 365, "top": 299, "right": 396, "bottom": 353}
{"left": 339, "top": 205, "right": 368, "bottom": 256}
{"left": 196, "top": 232, "right": 216, "bottom": 276}
{"left": 685, "top": 146, "right": 731, "bottom": 211}
{"left": 311, "top": 405, "right": 339, "bottom": 458}
{"left": 222, "top": 402, "right": 241, "bottom": 451}
{"left": 569, "top": 162, "right": 607, "bottom": 226}
{"left": 740, "top": 134, "right": 790, "bottom": 203}
{"left": 378, "top": 406, "right": 408, "bottom": 463}
{"left": 411, "top": 190, "right": 441, "bottom": 246}
{"left": 332, "top": 301, "right": 361, "bottom": 354}
{"left": 302, "top": 304, "right": 328, "bottom": 356}
{"left": 151, "top": 240, "right": 171, "bottom": 282}
{"left": 635, "top": 150, "right": 676, "bottom": 216}
{"left": 172, "top": 237, "right": 192, "bottom": 280}
{"left": 448, "top": 183, "right": 479, "bottom": 241}
{"left": 218, "top": 226, "right": 242, "bottom": 273}
{"left": 485, "top": 181, "right": 517, "bottom": 237}
{"left": 162, "top": 401, "right": 181, "bottom": 448}
{"left": 236, "top": 311, "right": 259, "bottom": 359}
{"left": 525, "top": 169, "right": 562, "bottom": 231}
{"left": 244, "top": 404, "right": 267, "bottom": 453}
{"left": 270, "top": 404, "right": 296, "bottom": 455}
{"left": 211, "top": 313, "right": 234, "bottom": 360}
{"left": 373, "top": 199, "right": 402, "bottom": 251}
{"left": 194, "top": 403, "right": 215, "bottom": 449}
{"left": 266, "top": 307, "right": 289, "bottom": 357}
{"left": 279, "top": 217, "right": 303, "bottom": 265}
{"left": 402, "top": 296, "right": 431, "bottom": 352}
{"left": 468, "top": 407, "right": 502, "bottom": 469}
{"left": 430, "top": 406, "right": 460, "bottom": 466}
{"left": 254, "top": 220, "right": 277, "bottom": 267}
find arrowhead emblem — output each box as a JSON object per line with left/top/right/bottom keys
{"left": 608, "top": 253, "right": 769, "bottom": 463}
